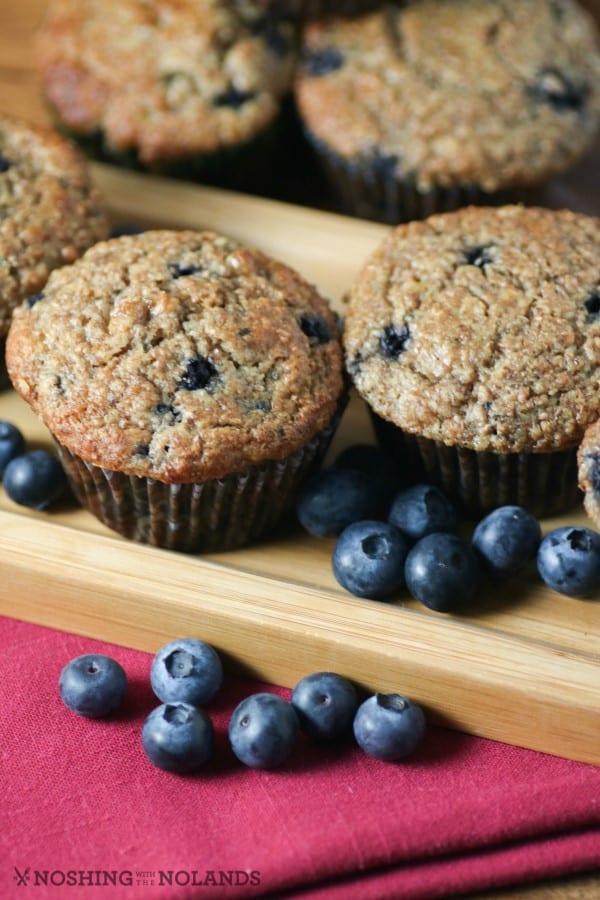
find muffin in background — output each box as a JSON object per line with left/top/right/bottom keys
{"left": 578, "top": 419, "right": 600, "bottom": 527}
{"left": 36, "top": 0, "right": 298, "bottom": 190}
{"left": 0, "top": 114, "right": 108, "bottom": 386}
{"left": 294, "top": 0, "right": 600, "bottom": 223}
{"left": 342, "top": 205, "right": 600, "bottom": 518}
{"left": 6, "top": 230, "right": 345, "bottom": 553}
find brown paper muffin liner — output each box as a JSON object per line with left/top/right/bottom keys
{"left": 54, "top": 406, "right": 345, "bottom": 553}
{"left": 55, "top": 107, "right": 288, "bottom": 197}
{"left": 371, "top": 414, "right": 580, "bottom": 519}
{"left": 0, "top": 337, "right": 10, "bottom": 390}
{"left": 303, "top": 131, "right": 545, "bottom": 224}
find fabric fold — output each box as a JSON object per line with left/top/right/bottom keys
{"left": 1, "top": 617, "right": 598, "bottom": 900}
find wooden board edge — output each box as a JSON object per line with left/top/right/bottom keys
{"left": 1, "top": 511, "right": 597, "bottom": 765}
{"left": 89, "top": 163, "right": 389, "bottom": 307}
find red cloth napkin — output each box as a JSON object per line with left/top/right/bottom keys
{"left": 1, "top": 616, "right": 598, "bottom": 900}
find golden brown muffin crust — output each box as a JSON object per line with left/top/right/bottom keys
{"left": 37, "top": 0, "right": 297, "bottom": 164}
{"left": 295, "top": 0, "right": 600, "bottom": 191}
{"left": 343, "top": 205, "right": 600, "bottom": 454}
{"left": 0, "top": 114, "right": 108, "bottom": 336}
{"left": 7, "top": 230, "right": 344, "bottom": 482}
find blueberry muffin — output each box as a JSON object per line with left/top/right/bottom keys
{"left": 343, "top": 205, "right": 600, "bottom": 518}
{"left": 577, "top": 419, "right": 600, "bottom": 527}
{"left": 6, "top": 230, "right": 345, "bottom": 552}
{"left": 294, "top": 0, "right": 600, "bottom": 223}
{"left": 36, "top": 0, "right": 298, "bottom": 188}
{"left": 0, "top": 114, "right": 108, "bottom": 385}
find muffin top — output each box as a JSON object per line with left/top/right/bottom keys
{"left": 343, "top": 205, "right": 600, "bottom": 454}
{"left": 295, "top": 0, "right": 600, "bottom": 192}
{"left": 37, "top": 0, "right": 297, "bottom": 165}
{"left": 0, "top": 114, "right": 108, "bottom": 337}
{"left": 578, "top": 419, "right": 600, "bottom": 527}
{"left": 7, "top": 230, "right": 344, "bottom": 482}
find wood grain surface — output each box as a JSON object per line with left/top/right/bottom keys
{"left": 0, "top": 0, "right": 598, "bottom": 754}
{"left": 0, "top": 2, "right": 598, "bottom": 897}
{"left": 1, "top": 164, "right": 599, "bottom": 766}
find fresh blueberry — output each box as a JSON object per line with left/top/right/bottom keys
{"left": 353, "top": 693, "right": 426, "bottom": 761}
{"left": 291, "top": 672, "right": 359, "bottom": 741}
{"left": 334, "top": 443, "right": 387, "bottom": 475}
{"left": 228, "top": 693, "right": 300, "bottom": 769}
{"left": 150, "top": 638, "right": 224, "bottom": 707}
{"left": 404, "top": 532, "right": 482, "bottom": 612}
{"left": 3, "top": 449, "right": 67, "bottom": 509}
{"left": 59, "top": 654, "right": 127, "bottom": 718}
{"left": 537, "top": 526, "right": 600, "bottom": 598}
{"left": 0, "top": 420, "right": 25, "bottom": 476}
{"left": 333, "top": 443, "right": 403, "bottom": 506}
{"left": 388, "top": 484, "right": 457, "bottom": 544}
{"left": 296, "top": 468, "right": 383, "bottom": 538}
{"left": 472, "top": 505, "right": 541, "bottom": 577}
{"left": 332, "top": 520, "right": 409, "bottom": 600}
{"left": 142, "top": 703, "right": 214, "bottom": 773}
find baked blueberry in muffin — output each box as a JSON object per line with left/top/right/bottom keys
{"left": 7, "top": 229, "right": 345, "bottom": 551}
{"left": 294, "top": 0, "right": 600, "bottom": 222}
{"left": 37, "top": 0, "right": 298, "bottom": 187}
{"left": 0, "top": 114, "right": 108, "bottom": 384}
{"left": 343, "top": 205, "right": 600, "bottom": 517}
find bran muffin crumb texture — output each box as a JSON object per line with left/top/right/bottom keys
{"left": 0, "top": 114, "right": 108, "bottom": 336}
{"left": 295, "top": 0, "right": 600, "bottom": 191}
{"left": 7, "top": 230, "right": 344, "bottom": 484}
{"left": 37, "top": 0, "right": 298, "bottom": 164}
{"left": 578, "top": 419, "right": 600, "bottom": 526}
{"left": 343, "top": 205, "right": 600, "bottom": 454}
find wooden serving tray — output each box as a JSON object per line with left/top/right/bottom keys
{"left": 0, "top": 164, "right": 598, "bottom": 766}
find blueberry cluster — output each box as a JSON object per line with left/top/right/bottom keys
{"left": 0, "top": 418, "right": 67, "bottom": 509}
{"left": 142, "top": 638, "right": 223, "bottom": 772}
{"left": 59, "top": 639, "right": 427, "bottom": 772}
{"left": 296, "top": 445, "right": 600, "bottom": 607}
